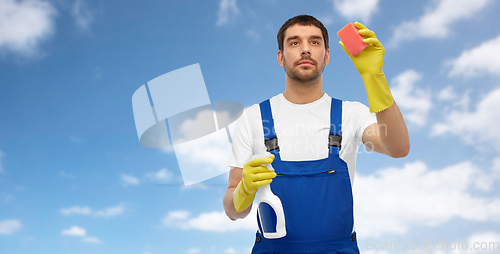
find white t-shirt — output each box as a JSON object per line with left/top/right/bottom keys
{"left": 227, "top": 92, "right": 377, "bottom": 184}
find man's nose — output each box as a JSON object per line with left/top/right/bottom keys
{"left": 301, "top": 43, "right": 310, "bottom": 55}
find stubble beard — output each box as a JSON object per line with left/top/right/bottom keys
{"left": 284, "top": 55, "right": 325, "bottom": 84}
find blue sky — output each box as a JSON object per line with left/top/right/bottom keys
{"left": 1, "top": 0, "right": 500, "bottom": 253}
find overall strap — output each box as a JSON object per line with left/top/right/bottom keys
{"left": 259, "top": 99, "right": 281, "bottom": 161}
{"left": 329, "top": 98, "right": 342, "bottom": 156}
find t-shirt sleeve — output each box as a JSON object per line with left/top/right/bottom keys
{"left": 349, "top": 101, "right": 377, "bottom": 144}
{"left": 227, "top": 107, "right": 254, "bottom": 168}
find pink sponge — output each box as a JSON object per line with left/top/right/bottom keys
{"left": 337, "top": 22, "right": 368, "bottom": 57}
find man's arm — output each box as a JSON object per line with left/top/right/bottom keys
{"left": 223, "top": 167, "right": 252, "bottom": 220}
{"left": 362, "top": 101, "right": 410, "bottom": 158}
{"left": 339, "top": 22, "right": 410, "bottom": 157}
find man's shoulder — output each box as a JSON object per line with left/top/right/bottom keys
{"left": 342, "top": 100, "right": 371, "bottom": 114}
{"left": 244, "top": 103, "right": 261, "bottom": 116}
{"left": 240, "top": 99, "right": 267, "bottom": 123}
{"left": 245, "top": 94, "right": 283, "bottom": 114}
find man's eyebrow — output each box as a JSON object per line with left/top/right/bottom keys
{"left": 286, "top": 35, "right": 323, "bottom": 43}
{"left": 286, "top": 35, "right": 299, "bottom": 43}
{"left": 310, "top": 35, "right": 323, "bottom": 40}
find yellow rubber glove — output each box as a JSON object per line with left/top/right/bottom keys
{"left": 339, "top": 22, "right": 394, "bottom": 113}
{"left": 233, "top": 154, "right": 276, "bottom": 213}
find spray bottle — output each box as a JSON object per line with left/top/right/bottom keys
{"left": 253, "top": 152, "right": 287, "bottom": 239}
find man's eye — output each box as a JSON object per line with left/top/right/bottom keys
{"left": 291, "top": 42, "right": 299, "bottom": 45}
{"left": 311, "top": 41, "right": 318, "bottom": 45}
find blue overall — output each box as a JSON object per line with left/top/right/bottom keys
{"left": 251, "top": 98, "right": 360, "bottom": 254}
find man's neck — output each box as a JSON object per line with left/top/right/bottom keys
{"left": 283, "top": 75, "right": 324, "bottom": 104}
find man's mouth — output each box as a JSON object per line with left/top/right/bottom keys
{"left": 298, "top": 60, "right": 314, "bottom": 66}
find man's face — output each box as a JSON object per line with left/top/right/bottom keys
{"left": 278, "top": 24, "right": 330, "bottom": 83}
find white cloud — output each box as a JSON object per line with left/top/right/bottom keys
{"left": 439, "top": 88, "right": 472, "bottom": 112}
{"left": 0, "top": 220, "right": 21, "bottom": 234}
{"left": 60, "top": 206, "right": 92, "bottom": 216}
{"left": 166, "top": 105, "right": 240, "bottom": 185}
{"left": 122, "top": 168, "right": 179, "bottom": 186}
{"left": 61, "top": 226, "right": 86, "bottom": 236}
{"left": 61, "top": 226, "right": 101, "bottom": 243}
{"left": 225, "top": 248, "right": 237, "bottom": 254}
{"left": 162, "top": 208, "right": 257, "bottom": 232}
{"left": 390, "top": 0, "right": 492, "bottom": 46}
{"left": 121, "top": 174, "right": 140, "bottom": 186}
{"left": 0, "top": 0, "right": 56, "bottom": 56}
{"left": 60, "top": 204, "right": 124, "bottom": 218}
{"left": 333, "top": 0, "right": 379, "bottom": 24}
{"left": 447, "top": 35, "right": 500, "bottom": 77}
{"left": 174, "top": 109, "right": 216, "bottom": 144}
{"left": 432, "top": 86, "right": 500, "bottom": 149}
{"left": 216, "top": 0, "right": 239, "bottom": 26}
{"left": 82, "top": 236, "right": 101, "bottom": 244}
{"left": 145, "top": 168, "right": 173, "bottom": 182}
{"left": 93, "top": 204, "right": 124, "bottom": 218}
{"left": 173, "top": 122, "right": 235, "bottom": 185}
{"left": 71, "top": 0, "right": 93, "bottom": 30}
{"left": 225, "top": 247, "right": 251, "bottom": 254}
{"left": 187, "top": 248, "right": 200, "bottom": 254}
{"left": 437, "top": 86, "right": 458, "bottom": 101}
{"left": 437, "top": 86, "right": 472, "bottom": 111}
{"left": 354, "top": 160, "right": 500, "bottom": 237}
{"left": 467, "top": 231, "right": 500, "bottom": 253}
{"left": 390, "top": 70, "right": 432, "bottom": 126}
{"left": 493, "top": 157, "right": 500, "bottom": 171}
{"left": 169, "top": 108, "right": 237, "bottom": 185}
{"left": 163, "top": 210, "right": 190, "bottom": 222}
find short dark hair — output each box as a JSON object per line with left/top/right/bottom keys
{"left": 277, "top": 15, "right": 329, "bottom": 52}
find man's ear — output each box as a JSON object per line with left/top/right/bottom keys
{"left": 325, "top": 48, "right": 330, "bottom": 66}
{"left": 277, "top": 50, "right": 284, "bottom": 67}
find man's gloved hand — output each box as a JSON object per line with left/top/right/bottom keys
{"left": 339, "top": 22, "right": 394, "bottom": 113}
{"left": 233, "top": 154, "right": 276, "bottom": 213}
